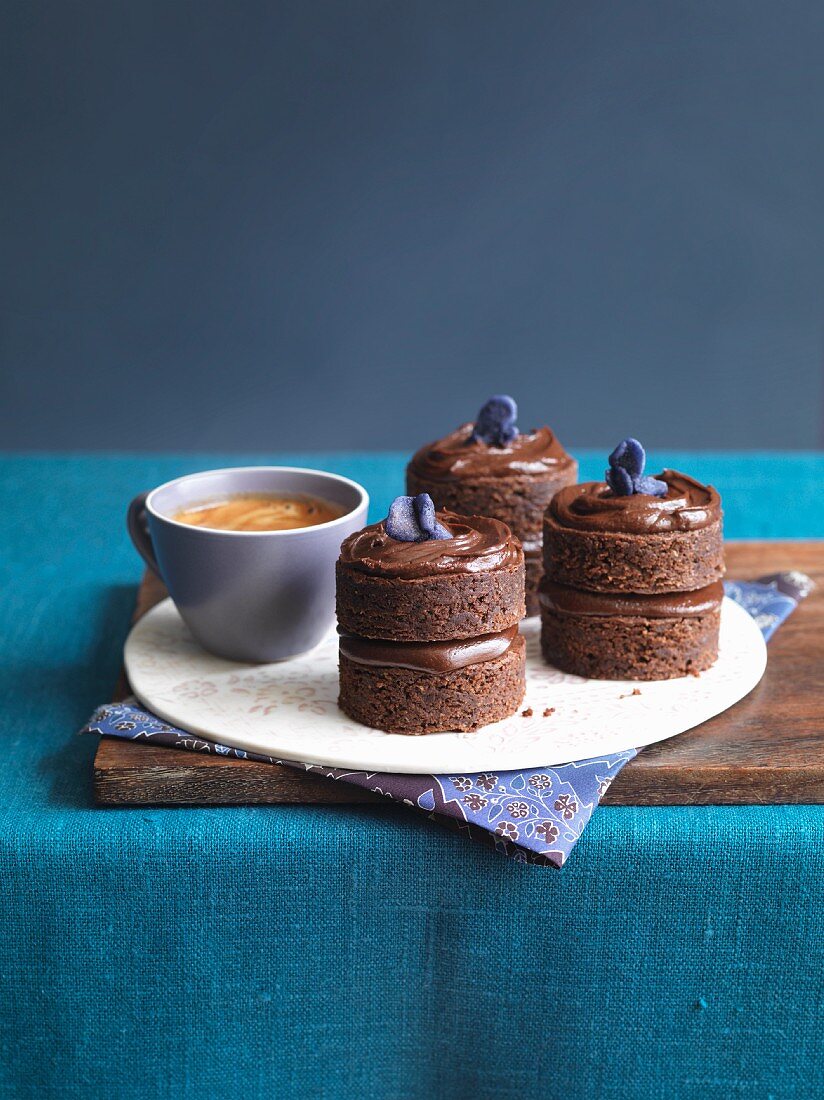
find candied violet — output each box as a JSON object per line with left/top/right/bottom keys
{"left": 385, "top": 494, "right": 451, "bottom": 542}
{"left": 605, "top": 438, "right": 667, "bottom": 497}
{"left": 470, "top": 395, "right": 518, "bottom": 447}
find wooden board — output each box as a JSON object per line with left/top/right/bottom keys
{"left": 93, "top": 541, "right": 823, "bottom": 806}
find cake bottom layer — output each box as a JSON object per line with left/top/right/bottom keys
{"left": 524, "top": 548, "right": 542, "bottom": 618}
{"left": 540, "top": 608, "right": 720, "bottom": 680}
{"left": 339, "top": 633, "right": 526, "bottom": 735}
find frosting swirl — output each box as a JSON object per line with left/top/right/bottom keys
{"left": 408, "top": 423, "right": 575, "bottom": 480}
{"left": 548, "top": 470, "right": 721, "bottom": 534}
{"left": 339, "top": 510, "right": 522, "bottom": 577}
{"left": 339, "top": 626, "right": 519, "bottom": 672}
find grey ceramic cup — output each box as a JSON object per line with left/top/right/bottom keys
{"left": 127, "top": 466, "right": 369, "bottom": 662}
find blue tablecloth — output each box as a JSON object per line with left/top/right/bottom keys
{"left": 1, "top": 452, "right": 822, "bottom": 1099}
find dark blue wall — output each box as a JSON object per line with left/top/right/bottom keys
{"left": 2, "top": 1, "right": 823, "bottom": 451}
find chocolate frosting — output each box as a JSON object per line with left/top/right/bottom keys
{"left": 339, "top": 510, "right": 522, "bottom": 578}
{"left": 548, "top": 470, "right": 721, "bottom": 534}
{"left": 339, "top": 625, "right": 519, "bottom": 673}
{"left": 408, "top": 423, "right": 575, "bottom": 481}
{"left": 539, "top": 578, "right": 724, "bottom": 618}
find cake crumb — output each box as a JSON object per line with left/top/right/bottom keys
{"left": 619, "top": 688, "right": 643, "bottom": 699}
{"left": 543, "top": 707, "right": 555, "bottom": 717}
{"left": 687, "top": 667, "right": 701, "bottom": 678}
{"left": 521, "top": 707, "right": 533, "bottom": 718}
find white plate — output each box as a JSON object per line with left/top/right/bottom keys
{"left": 124, "top": 598, "right": 766, "bottom": 774}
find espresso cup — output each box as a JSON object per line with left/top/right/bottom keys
{"left": 127, "top": 466, "right": 369, "bottom": 662}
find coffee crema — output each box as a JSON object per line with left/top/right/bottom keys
{"left": 172, "top": 494, "right": 344, "bottom": 532}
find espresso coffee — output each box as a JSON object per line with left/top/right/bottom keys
{"left": 173, "top": 494, "right": 344, "bottom": 532}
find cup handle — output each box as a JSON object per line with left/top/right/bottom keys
{"left": 127, "top": 491, "right": 161, "bottom": 577}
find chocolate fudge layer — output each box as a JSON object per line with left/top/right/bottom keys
{"left": 336, "top": 511, "right": 525, "bottom": 641}
{"left": 339, "top": 633, "right": 526, "bottom": 735}
{"left": 539, "top": 579, "right": 722, "bottom": 680}
{"left": 543, "top": 471, "right": 723, "bottom": 595}
{"left": 336, "top": 496, "right": 526, "bottom": 734}
{"left": 407, "top": 415, "right": 577, "bottom": 614}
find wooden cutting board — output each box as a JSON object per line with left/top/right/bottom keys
{"left": 93, "top": 541, "right": 823, "bottom": 806}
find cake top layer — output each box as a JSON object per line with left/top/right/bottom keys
{"left": 409, "top": 423, "right": 574, "bottom": 481}
{"left": 339, "top": 509, "right": 523, "bottom": 577}
{"left": 548, "top": 470, "right": 721, "bottom": 534}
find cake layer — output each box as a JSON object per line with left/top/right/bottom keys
{"left": 539, "top": 608, "right": 720, "bottom": 681}
{"left": 335, "top": 560, "right": 525, "bottom": 642}
{"left": 538, "top": 578, "right": 724, "bottom": 619}
{"left": 338, "top": 625, "right": 519, "bottom": 673}
{"left": 339, "top": 634, "right": 526, "bottom": 735}
{"left": 543, "top": 471, "right": 724, "bottom": 595}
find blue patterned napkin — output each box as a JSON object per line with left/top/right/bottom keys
{"left": 83, "top": 573, "right": 811, "bottom": 867}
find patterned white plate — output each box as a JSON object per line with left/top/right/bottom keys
{"left": 124, "top": 597, "right": 766, "bottom": 774}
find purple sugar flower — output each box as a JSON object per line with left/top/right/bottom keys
{"left": 470, "top": 395, "right": 519, "bottom": 447}
{"left": 385, "top": 494, "right": 451, "bottom": 542}
{"left": 606, "top": 438, "right": 667, "bottom": 497}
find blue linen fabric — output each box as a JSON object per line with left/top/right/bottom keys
{"left": 1, "top": 453, "right": 824, "bottom": 1099}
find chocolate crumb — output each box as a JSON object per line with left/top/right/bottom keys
{"left": 521, "top": 707, "right": 533, "bottom": 718}
{"left": 543, "top": 707, "right": 555, "bottom": 717}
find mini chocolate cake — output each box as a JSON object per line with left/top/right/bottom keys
{"left": 406, "top": 395, "right": 577, "bottom": 617}
{"left": 337, "top": 493, "right": 526, "bottom": 734}
{"left": 540, "top": 438, "right": 724, "bottom": 680}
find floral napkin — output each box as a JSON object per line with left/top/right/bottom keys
{"left": 83, "top": 573, "right": 812, "bottom": 867}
